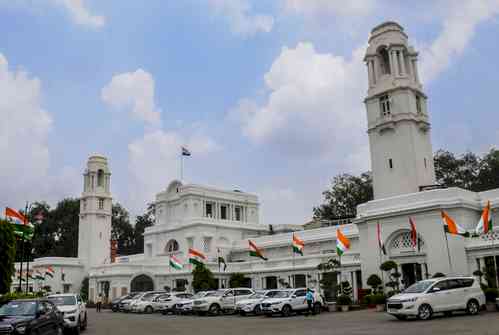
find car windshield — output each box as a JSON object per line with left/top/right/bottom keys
{"left": 265, "top": 291, "right": 284, "bottom": 298}
{"left": 48, "top": 296, "right": 77, "bottom": 306}
{"left": 403, "top": 280, "right": 435, "bottom": 293}
{"left": 271, "top": 291, "right": 292, "bottom": 298}
{"left": 249, "top": 293, "right": 264, "bottom": 299}
{"left": 142, "top": 295, "right": 157, "bottom": 301}
{"left": 0, "top": 301, "right": 37, "bottom": 316}
{"left": 192, "top": 292, "right": 206, "bottom": 299}
{"left": 205, "top": 291, "right": 225, "bottom": 297}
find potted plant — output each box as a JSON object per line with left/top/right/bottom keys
{"left": 336, "top": 294, "right": 352, "bottom": 312}
{"left": 371, "top": 293, "right": 386, "bottom": 312}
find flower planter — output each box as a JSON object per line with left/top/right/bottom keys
{"left": 340, "top": 305, "right": 349, "bottom": 312}
{"left": 376, "top": 304, "right": 385, "bottom": 312}
{"left": 327, "top": 302, "right": 337, "bottom": 312}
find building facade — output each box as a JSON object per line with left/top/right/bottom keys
{"left": 14, "top": 22, "right": 499, "bottom": 303}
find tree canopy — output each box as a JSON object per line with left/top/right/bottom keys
{"left": 192, "top": 263, "right": 217, "bottom": 292}
{"left": 0, "top": 220, "right": 17, "bottom": 293}
{"left": 314, "top": 149, "right": 499, "bottom": 221}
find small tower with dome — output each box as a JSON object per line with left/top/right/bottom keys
{"left": 364, "top": 22, "right": 436, "bottom": 199}
{"left": 78, "top": 154, "right": 112, "bottom": 269}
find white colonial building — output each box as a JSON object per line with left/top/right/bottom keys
{"left": 15, "top": 22, "right": 499, "bottom": 303}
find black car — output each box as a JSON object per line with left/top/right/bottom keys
{"left": 0, "top": 299, "right": 64, "bottom": 335}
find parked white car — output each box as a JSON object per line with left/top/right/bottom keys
{"left": 235, "top": 290, "right": 283, "bottom": 315}
{"left": 119, "top": 292, "right": 143, "bottom": 312}
{"left": 387, "top": 276, "right": 485, "bottom": 320}
{"left": 175, "top": 292, "right": 209, "bottom": 314}
{"left": 157, "top": 292, "right": 194, "bottom": 314}
{"left": 131, "top": 293, "right": 165, "bottom": 313}
{"left": 192, "top": 288, "right": 254, "bottom": 315}
{"left": 261, "top": 289, "right": 323, "bottom": 317}
{"left": 47, "top": 293, "right": 87, "bottom": 334}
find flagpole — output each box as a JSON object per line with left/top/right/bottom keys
{"left": 443, "top": 230, "right": 453, "bottom": 275}
{"left": 292, "top": 247, "right": 295, "bottom": 289}
{"left": 377, "top": 222, "right": 384, "bottom": 293}
{"left": 339, "top": 254, "right": 343, "bottom": 296}
{"left": 180, "top": 152, "right": 184, "bottom": 181}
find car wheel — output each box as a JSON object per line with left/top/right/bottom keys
{"left": 145, "top": 306, "right": 154, "bottom": 314}
{"left": 281, "top": 305, "right": 292, "bottom": 317}
{"left": 313, "top": 303, "right": 321, "bottom": 315}
{"left": 55, "top": 324, "right": 63, "bottom": 335}
{"left": 209, "top": 304, "right": 221, "bottom": 316}
{"left": 466, "top": 299, "right": 479, "bottom": 315}
{"left": 417, "top": 304, "right": 432, "bottom": 321}
{"left": 253, "top": 305, "right": 261, "bottom": 315}
{"left": 395, "top": 315, "right": 407, "bottom": 321}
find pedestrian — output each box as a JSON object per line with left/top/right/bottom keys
{"left": 304, "top": 288, "right": 314, "bottom": 316}
{"left": 96, "top": 293, "right": 102, "bottom": 312}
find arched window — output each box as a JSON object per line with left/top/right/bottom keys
{"left": 165, "top": 239, "right": 179, "bottom": 253}
{"left": 379, "top": 47, "right": 391, "bottom": 75}
{"left": 388, "top": 230, "right": 425, "bottom": 256}
{"left": 97, "top": 169, "right": 104, "bottom": 187}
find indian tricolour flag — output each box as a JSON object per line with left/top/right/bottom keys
{"left": 45, "top": 266, "right": 55, "bottom": 278}
{"left": 35, "top": 270, "right": 45, "bottom": 280}
{"left": 249, "top": 240, "right": 268, "bottom": 261}
{"left": 292, "top": 234, "right": 304, "bottom": 256}
{"left": 5, "top": 207, "right": 34, "bottom": 240}
{"left": 442, "top": 210, "right": 468, "bottom": 237}
{"left": 336, "top": 229, "right": 350, "bottom": 256}
{"left": 169, "top": 255, "right": 183, "bottom": 270}
{"left": 475, "top": 201, "right": 492, "bottom": 235}
{"left": 188, "top": 248, "right": 206, "bottom": 266}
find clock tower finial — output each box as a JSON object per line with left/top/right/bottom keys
{"left": 364, "top": 22, "right": 436, "bottom": 199}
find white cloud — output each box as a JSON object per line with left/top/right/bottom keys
{"left": 420, "top": 0, "right": 499, "bottom": 83}
{"left": 52, "top": 0, "right": 105, "bottom": 28}
{"left": 283, "top": 0, "right": 375, "bottom": 18}
{"left": 207, "top": 0, "right": 274, "bottom": 36}
{"left": 101, "top": 69, "right": 162, "bottom": 127}
{"left": 230, "top": 42, "right": 368, "bottom": 169}
{"left": 0, "top": 53, "right": 80, "bottom": 209}
{"left": 127, "top": 130, "right": 219, "bottom": 213}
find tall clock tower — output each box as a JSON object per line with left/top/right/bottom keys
{"left": 364, "top": 22, "right": 436, "bottom": 199}
{"left": 78, "top": 154, "right": 112, "bottom": 269}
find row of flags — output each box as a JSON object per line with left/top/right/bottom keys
{"left": 377, "top": 202, "right": 494, "bottom": 255}
{"left": 15, "top": 266, "right": 55, "bottom": 282}
{"left": 167, "top": 232, "right": 353, "bottom": 271}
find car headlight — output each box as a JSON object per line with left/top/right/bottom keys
{"left": 271, "top": 302, "right": 281, "bottom": 305}
{"left": 400, "top": 297, "right": 418, "bottom": 303}
{"left": 66, "top": 308, "right": 78, "bottom": 314}
{"left": 15, "top": 325, "right": 27, "bottom": 334}
{"left": 197, "top": 300, "right": 207, "bottom": 304}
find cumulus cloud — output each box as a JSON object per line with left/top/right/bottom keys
{"left": 52, "top": 0, "right": 105, "bottom": 28}
{"left": 230, "top": 42, "right": 368, "bottom": 168}
{"left": 0, "top": 53, "right": 79, "bottom": 209}
{"left": 127, "top": 130, "right": 219, "bottom": 213}
{"left": 420, "top": 0, "right": 499, "bottom": 83}
{"left": 101, "top": 69, "right": 162, "bottom": 127}
{"left": 207, "top": 0, "right": 274, "bottom": 36}
{"left": 284, "top": 0, "right": 375, "bottom": 18}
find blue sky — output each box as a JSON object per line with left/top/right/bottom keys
{"left": 1, "top": 0, "right": 499, "bottom": 225}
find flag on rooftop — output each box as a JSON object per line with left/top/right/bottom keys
{"left": 169, "top": 255, "right": 183, "bottom": 270}
{"left": 336, "top": 229, "right": 350, "bottom": 256}
{"left": 377, "top": 222, "right": 387, "bottom": 255}
{"left": 475, "top": 201, "right": 492, "bottom": 235}
{"left": 188, "top": 248, "right": 206, "bottom": 266}
{"left": 181, "top": 146, "right": 191, "bottom": 156}
{"left": 45, "top": 266, "right": 55, "bottom": 278}
{"left": 442, "top": 210, "right": 469, "bottom": 237}
{"left": 292, "top": 234, "right": 304, "bottom": 256}
{"left": 249, "top": 240, "right": 267, "bottom": 261}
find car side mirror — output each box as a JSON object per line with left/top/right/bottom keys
{"left": 430, "top": 287, "right": 440, "bottom": 293}
{"left": 291, "top": 295, "right": 297, "bottom": 298}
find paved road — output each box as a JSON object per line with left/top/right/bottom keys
{"left": 84, "top": 309, "right": 499, "bottom": 335}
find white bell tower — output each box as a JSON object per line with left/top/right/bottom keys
{"left": 364, "top": 22, "right": 436, "bottom": 199}
{"left": 78, "top": 154, "right": 112, "bottom": 269}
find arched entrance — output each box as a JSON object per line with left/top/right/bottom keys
{"left": 131, "top": 274, "right": 154, "bottom": 292}
{"left": 387, "top": 230, "right": 428, "bottom": 288}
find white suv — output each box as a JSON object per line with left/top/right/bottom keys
{"left": 47, "top": 293, "right": 87, "bottom": 334}
{"left": 192, "top": 288, "right": 254, "bottom": 315}
{"left": 235, "top": 290, "right": 282, "bottom": 315}
{"left": 387, "top": 277, "right": 485, "bottom": 320}
{"left": 157, "top": 292, "right": 194, "bottom": 314}
{"left": 261, "top": 289, "right": 323, "bottom": 317}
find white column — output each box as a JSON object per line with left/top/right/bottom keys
{"left": 399, "top": 51, "right": 406, "bottom": 76}
{"left": 367, "top": 63, "right": 372, "bottom": 87}
{"left": 412, "top": 59, "right": 420, "bottom": 83}
{"left": 351, "top": 271, "right": 358, "bottom": 302}
{"left": 389, "top": 50, "right": 396, "bottom": 75}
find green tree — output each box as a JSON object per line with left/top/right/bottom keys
{"left": 111, "top": 203, "right": 135, "bottom": 256}
{"left": 80, "top": 277, "right": 89, "bottom": 301}
{"left": 366, "top": 274, "right": 382, "bottom": 294}
{"left": 191, "top": 263, "right": 217, "bottom": 292}
{"left": 380, "top": 260, "right": 401, "bottom": 292}
{"left": 228, "top": 273, "right": 248, "bottom": 288}
{"left": 0, "top": 220, "right": 17, "bottom": 294}
{"left": 476, "top": 149, "right": 499, "bottom": 191}
{"left": 132, "top": 203, "right": 155, "bottom": 254}
{"left": 434, "top": 150, "right": 480, "bottom": 190}
{"left": 313, "top": 172, "right": 373, "bottom": 221}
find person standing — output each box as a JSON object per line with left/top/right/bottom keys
{"left": 96, "top": 293, "right": 102, "bottom": 312}
{"left": 305, "top": 288, "right": 314, "bottom": 316}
